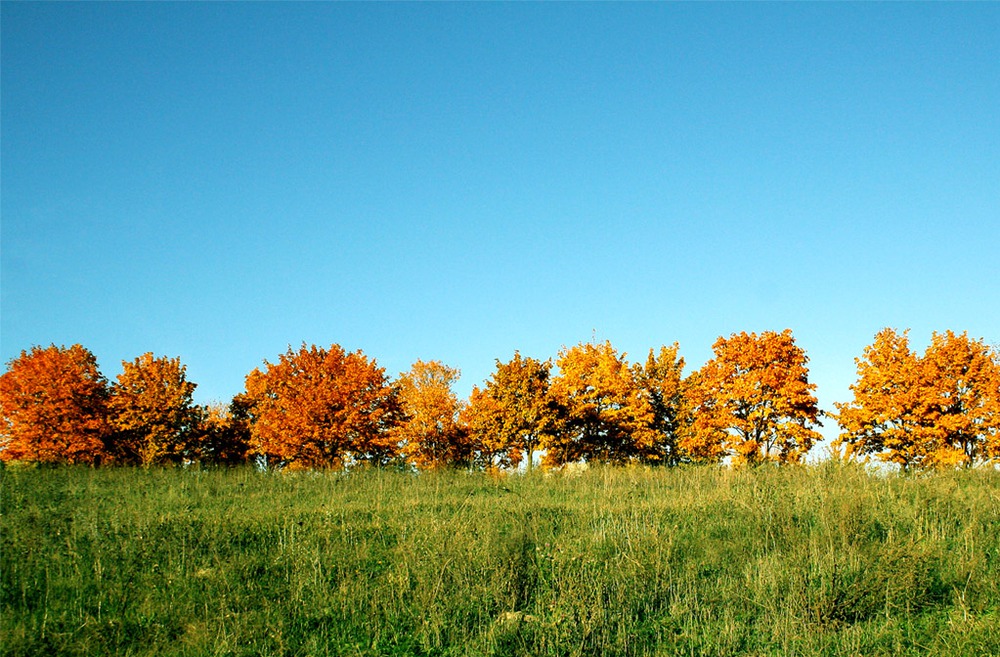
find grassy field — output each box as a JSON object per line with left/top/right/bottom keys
{"left": 2, "top": 463, "right": 999, "bottom": 656}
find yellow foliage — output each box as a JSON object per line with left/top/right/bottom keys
{"left": 686, "top": 330, "right": 821, "bottom": 465}
{"left": 547, "top": 341, "right": 661, "bottom": 466}
{"left": 462, "top": 352, "right": 560, "bottom": 470}
{"left": 395, "top": 360, "right": 469, "bottom": 469}
{"left": 108, "top": 353, "right": 199, "bottom": 466}
{"left": 836, "top": 329, "right": 1000, "bottom": 469}
{"left": 633, "top": 344, "right": 691, "bottom": 465}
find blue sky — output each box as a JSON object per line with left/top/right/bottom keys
{"left": 2, "top": 3, "right": 998, "bottom": 448}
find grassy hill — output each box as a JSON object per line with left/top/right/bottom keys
{"left": 2, "top": 463, "right": 998, "bottom": 656}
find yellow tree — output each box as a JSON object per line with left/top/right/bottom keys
{"left": 462, "top": 352, "right": 561, "bottom": 471}
{"left": 240, "top": 344, "right": 402, "bottom": 469}
{"left": 836, "top": 329, "right": 1000, "bottom": 468}
{"left": 688, "top": 330, "right": 821, "bottom": 465}
{"left": 921, "top": 331, "right": 1000, "bottom": 467}
{"left": 834, "top": 329, "right": 933, "bottom": 468}
{"left": 395, "top": 360, "right": 470, "bottom": 469}
{"left": 108, "top": 353, "right": 200, "bottom": 466}
{"left": 633, "top": 344, "right": 691, "bottom": 465}
{"left": 0, "top": 344, "right": 110, "bottom": 464}
{"left": 547, "top": 341, "right": 658, "bottom": 466}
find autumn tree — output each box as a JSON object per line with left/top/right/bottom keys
{"left": 686, "top": 330, "right": 821, "bottom": 465}
{"left": 547, "top": 341, "right": 659, "bottom": 466}
{"left": 394, "top": 360, "right": 470, "bottom": 469}
{"left": 921, "top": 331, "right": 1000, "bottom": 466}
{"left": 835, "top": 329, "right": 1000, "bottom": 468}
{"left": 239, "top": 344, "right": 402, "bottom": 469}
{"left": 463, "top": 385, "right": 512, "bottom": 469}
{"left": 107, "top": 353, "right": 200, "bottom": 466}
{"left": 0, "top": 344, "right": 110, "bottom": 464}
{"left": 190, "top": 402, "right": 252, "bottom": 466}
{"left": 834, "top": 329, "right": 925, "bottom": 467}
{"left": 633, "top": 344, "right": 691, "bottom": 465}
{"left": 462, "top": 352, "right": 561, "bottom": 471}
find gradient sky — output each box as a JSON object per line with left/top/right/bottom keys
{"left": 2, "top": 3, "right": 998, "bottom": 451}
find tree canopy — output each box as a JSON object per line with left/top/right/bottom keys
{"left": 239, "top": 344, "right": 402, "bottom": 469}
{"left": 634, "top": 344, "right": 690, "bottom": 465}
{"left": 395, "top": 360, "right": 469, "bottom": 469}
{"left": 463, "top": 352, "right": 560, "bottom": 471}
{"left": 547, "top": 341, "right": 660, "bottom": 466}
{"left": 0, "top": 344, "right": 110, "bottom": 464}
{"left": 108, "top": 353, "right": 200, "bottom": 466}
{"left": 835, "top": 329, "right": 1000, "bottom": 468}
{"left": 685, "top": 330, "right": 822, "bottom": 465}
{"left": 3, "top": 328, "right": 998, "bottom": 471}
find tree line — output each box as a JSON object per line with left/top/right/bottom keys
{"left": 1, "top": 329, "right": 997, "bottom": 470}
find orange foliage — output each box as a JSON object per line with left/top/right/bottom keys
{"left": 395, "top": 360, "right": 469, "bottom": 469}
{"left": 239, "top": 344, "right": 401, "bottom": 469}
{"left": 108, "top": 353, "right": 199, "bottom": 466}
{"left": 836, "top": 329, "right": 1000, "bottom": 468}
{"left": 921, "top": 331, "right": 1000, "bottom": 466}
{"left": 8, "top": 327, "right": 992, "bottom": 473}
{"left": 834, "top": 329, "right": 924, "bottom": 467}
{"left": 547, "top": 341, "right": 659, "bottom": 466}
{"left": 686, "top": 330, "right": 821, "bottom": 465}
{"left": 462, "top": 352, "right": 561, "bottom": 471}
{"left": 463, "top": 385, "right": 511, "bottom": 469}
{"left": 0, "top": 344, "right": 110, "bottom": 464}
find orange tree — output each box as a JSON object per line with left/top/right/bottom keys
{"left": 462, "top": 386, "right": 511, "bottom": 469}
{"left": 921, "top": 331, "right": 1000, "bottom": 466}
{"left": 462, "top": 352, "right": 561, "bottom": 471}
{"left": 394, "top": 360, "right": 470, "bottom": 469}
{"left": 107, "top": 353, "right": 200, "bottom": 466}
{"left": 547, "top": 341, "right": 658, "bottom": 466}
{"left": 836, "top": 329, "right": 1000, "bottom": 468}
{"left": 686, "top": 330, "right": 821, "bottom": 465}
{"left": 238, "top": 344, "right": 402, "bottom": 469}
{"left": 0, "top": 344, "right": 110, "bottom": 464}
{"left": 833, "top": 329, "right": 925, "bottom": 467}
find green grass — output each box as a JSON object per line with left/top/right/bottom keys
{"left": 2, "top": 463, "right": 999, "bottom": 656}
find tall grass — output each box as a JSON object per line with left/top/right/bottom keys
{"left": 2, "top": 463, "right": 999, "bottom": 656}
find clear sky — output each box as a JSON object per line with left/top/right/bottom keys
{"left": 2, "top": 3, "right": 998, "bottom": 450}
